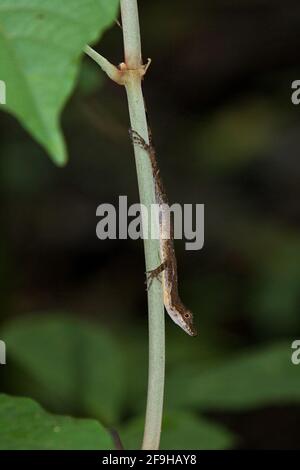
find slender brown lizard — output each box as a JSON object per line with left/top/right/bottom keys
{"left": 130, "top": 129, "right": 197, "bottom": 336}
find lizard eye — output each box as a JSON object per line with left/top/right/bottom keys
{"left": 184, "top": 313, "right": 190, "bottom": 319}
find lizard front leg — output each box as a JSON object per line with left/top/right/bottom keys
{"left": 129, "top": 128, "right": 160, "bottom": 183}
{"left": 129, "top": 129, "right": 150, "bottom": 152}
{"left": 146, "top": 261, "right": 167, "bottom": 290}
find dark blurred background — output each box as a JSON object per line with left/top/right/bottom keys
{"left": 1, "top": 0, "right": 300, "bottom": 449}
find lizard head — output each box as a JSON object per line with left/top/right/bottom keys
{"left": 179, "top": 309, "right": 197, "bottom": 336}
{"left": 166, "top": 302, "right": 197, "bottom": 336}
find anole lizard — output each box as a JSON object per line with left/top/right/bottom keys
{"left": 130, "top": 129, "right": 197, "bottom": 337}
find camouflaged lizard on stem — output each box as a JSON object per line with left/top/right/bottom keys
{"left": 130, "top": 129, "right": 197, "bottom": 337}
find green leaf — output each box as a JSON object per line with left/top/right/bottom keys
{"left": 2, "top": 314, "right": 125, "bottom": 424}
{"left": 0, "top": 394, "right": 113, "bottom": 450}
{"left": 0, "top": 0, "right": 119, "bottom": 165}
{"left": 249, "top": 242, "right": 300, "bottom": 335}
{"left": 166, "top": 343, "right": 300, "bottom": 410}
{"left": 121, "top": 412, "right": 235, "bottom": 450}
{"left": 194, "top": 99, "right": 282, "bottom": 173}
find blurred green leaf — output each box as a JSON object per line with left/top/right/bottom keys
{"left": 0, "top": 394, "right": 113, "bottom": 450}
{"left": 166, "top": 343, "right": 300, "bottom": 410}
{"left": 209, "top": 212, "right": 300, "bottom": 335}
{"left": 195, "top": 99, "right": 283, "bottom": 172}
{"left": 0, "top": 0, "right": 119, "bottom": 165}
{"left": 2, "top": 314, "right": 125, "bottom": 424}
{"left": 249, "top": 242, "right": 300, "bottom": 335}
{"left": 121, "top": 412, "right": 235, "bottom": 450}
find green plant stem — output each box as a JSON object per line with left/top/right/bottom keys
{"left": 120, "top": 0, "right": 165, "bottom": 450}
{"left": 86, "top": 0, "right": 165, "bottom": 450}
